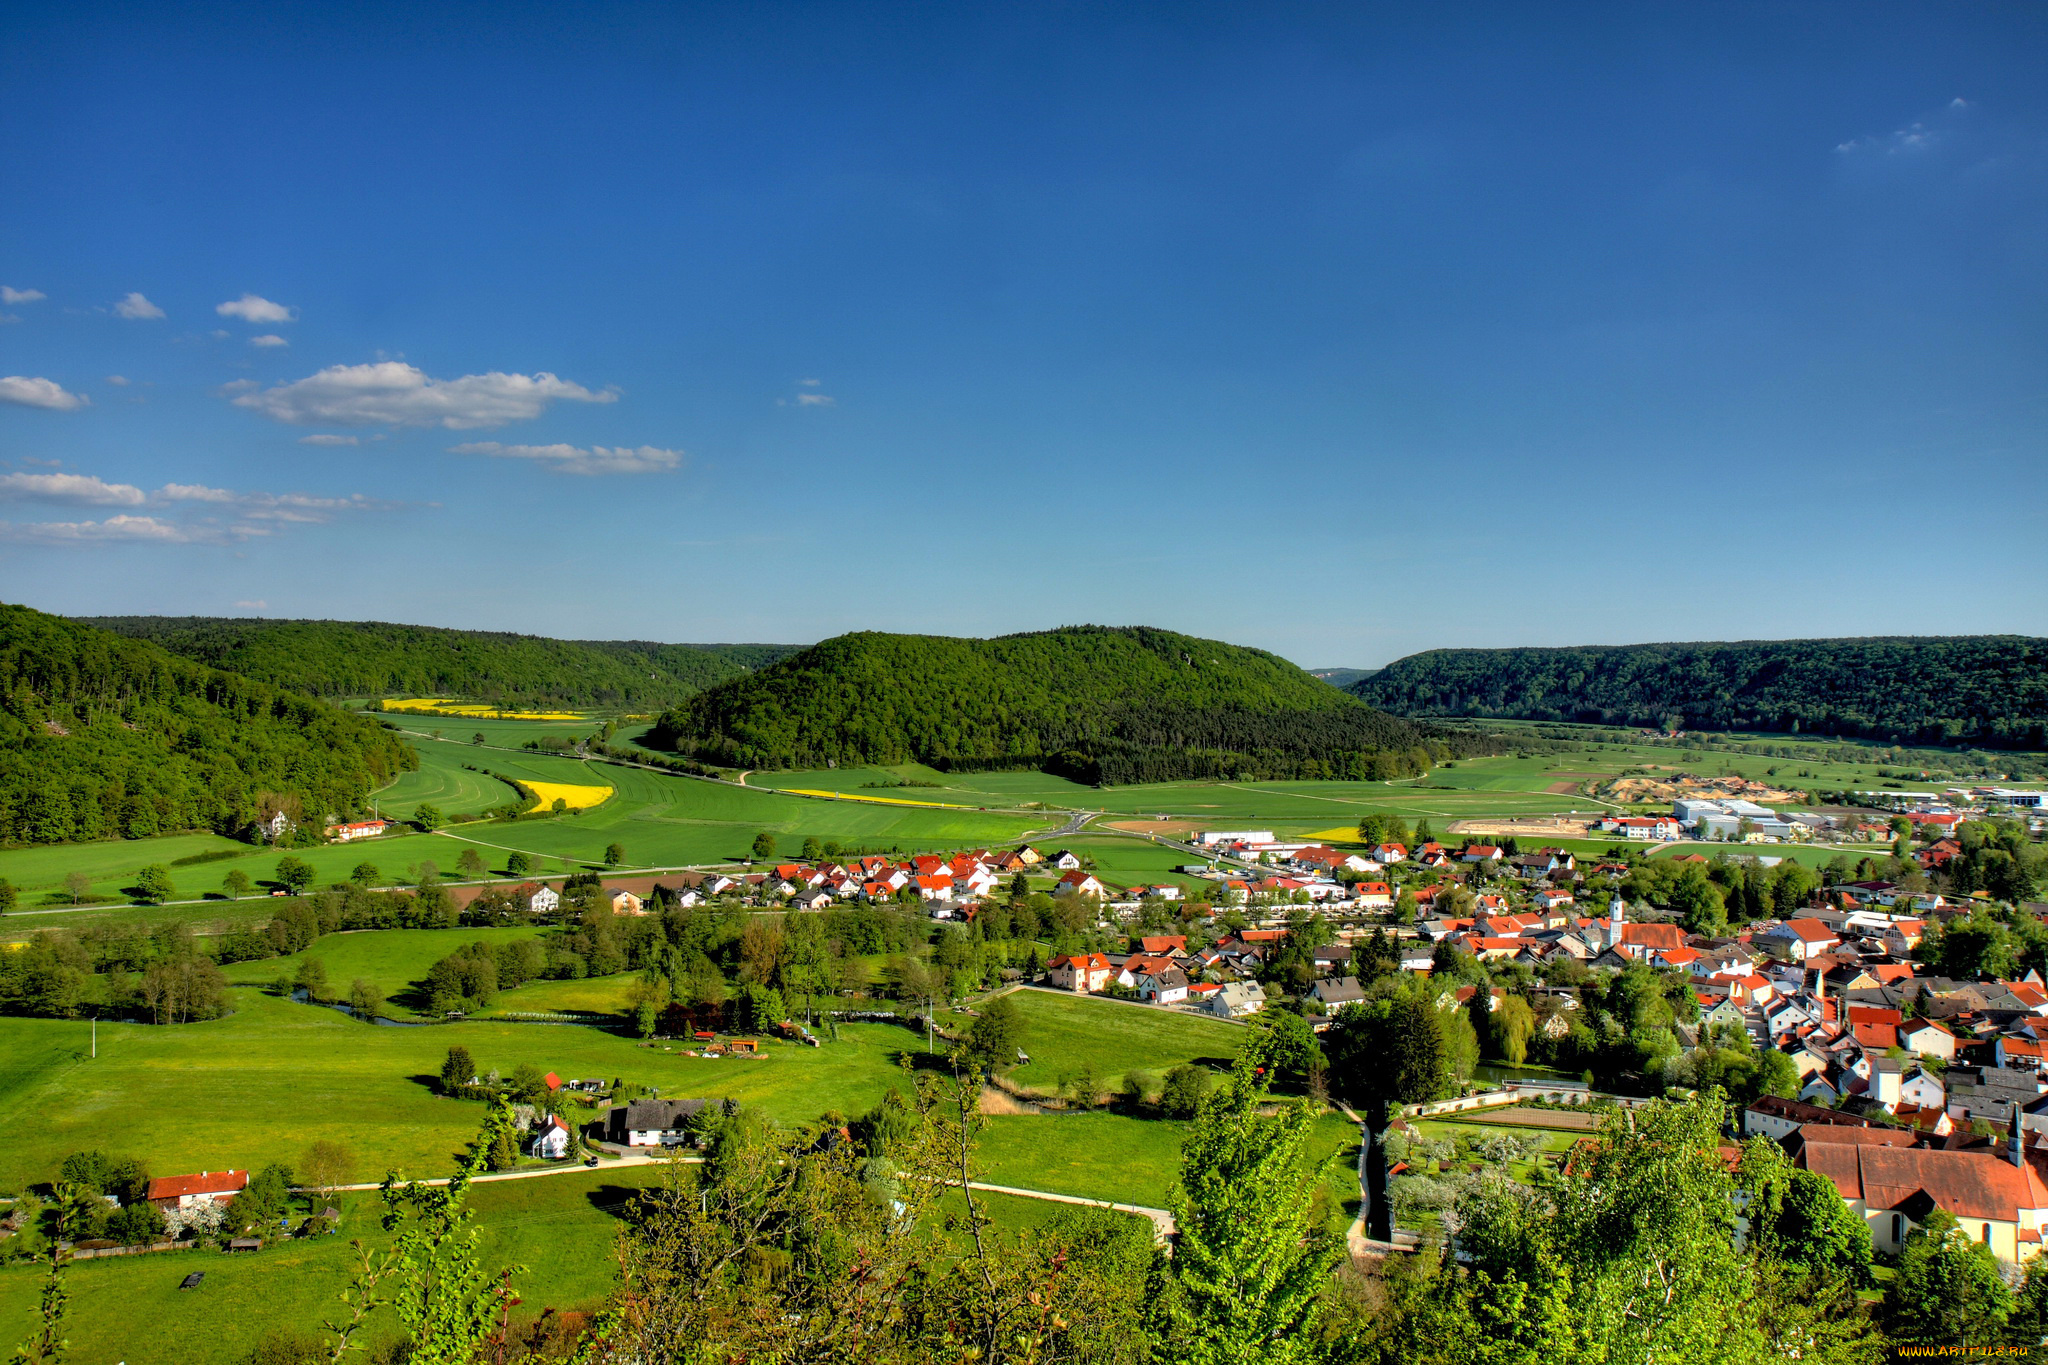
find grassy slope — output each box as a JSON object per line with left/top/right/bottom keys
{"left": 217, "top": 927, "right": 551, "bottom": 1015}
{"left": 0, "top": 991, "right": 921, "bottom": 1193}
{"left": 1001, "top": 990, "right": 1244, "bottom": 1095}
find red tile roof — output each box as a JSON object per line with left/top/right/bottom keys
{"left": 147, "top": 1170, "right": 248, "bottom": 1201}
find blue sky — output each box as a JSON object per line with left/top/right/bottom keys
{"left": 2, "top": 2, "right": 2043, "bottom": 666}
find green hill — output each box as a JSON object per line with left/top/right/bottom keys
{"left": 651, "top": 625, "right": 1497, "bottom": 784}
{"left": 76, "top": 616, "right": 799, "bottom": 710}
{"left": 1, "top": 603, "right": 417, "bottom": 846}
{"left": 1353, "top": 636, "right": 2048, "bottom": 749}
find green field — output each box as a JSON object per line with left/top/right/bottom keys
{"left": 0, "top": 991, "right": 923, "bottom": 1194}
{"left": 1000, "top": 990, "right": 1244, "bottom": 1095}
{"left": 0, "top": 1162, "right": 1098, "bottom": 1365}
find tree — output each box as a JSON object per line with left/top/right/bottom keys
{"left": 232, "top": 1163, "right": 298, "bottom": 1238}
{"left": 1743, "top": 1148, "right": 1872, "bottom": 1288}
{"left": 63, "top": 870, "right": 92, "bottom": 904}
{"left": 1165, "top": 1044, "right": 1340, "bottom": 1365}
{"left": 456, "top": 847, "right": 487, "bottom": 879}
{"left": 2007, "top": 1255, "right": 2048, "bottom": 1348}
{"left": 472, "top": 731, "right": 486, "bottom": 745}
{"left": 0, "top": 877, "right": 16, "bottom": 914}
{"left": 294, "top": 957, "right": 330, "bottom": 1002}
{"left": 751, "top": 832, "right": 777, "bottom": 860}
{"left": 1325, "top": 993, "right": 1451, "bottom": 1241}
{"left": 222, "top": 869, "right": 252, "bottom": 899}
{"left": 962, "top": 993, "right": 1023, "bottom": 1071}
{"left": 506, "top": 851, "right": 532, "bottom": 878}
{"left": 349, "top": 861, "right": 381, "bottom": 888}
{"left": 135, "top": 864, "right": 176, "bottom": 905}
{"left": 1160, "top": 1064, "right": 1211, "bottom": 1119}
{"left": 604, "top": 841, "right": 626, "bottom": 867}
{"left": 275, "top": 856, "right": 315, "bottom": 894}
{"left": 1352, "top": 927, "right": 1398, "bottom": 982}
{"left": 1492, "top": 993, "right": 1536, "bottom": 1066}
{"left": 440, "top": 1044, "right": 476, "bottom": 1094}
{"left": 349, "top": 977, "right": 386, "bottom": 1021}
{"left": 1755, "top": 1048, "right": 1800, "bottom": 1100}
{"left": 413, "top": 803, "right": 443, "bottom": 832}
{"left": 800, "top": 836, "right": 823, "bottom": 861}
{"left": 300, "top": 1139, "right": 355, "bottom": 1211}
{"left": 1883, "top": 1208, "right": 2011, "bottom": 1346}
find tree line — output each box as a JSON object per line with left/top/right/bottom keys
{"left": 1357, "top": 635, "right": 2048, "bottom": 748}
{"left": 80, "top": 615, "right": 797, "bottom": 709}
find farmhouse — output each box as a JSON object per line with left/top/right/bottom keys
{"left": 608, "top": 1098, "right": 719, "bottom": 1146}
{"left": 147, "top": 1169, "right": 248, "bottom": 1212}
{"left": 528, "top": 1114, "right": 573, "bottom": 1159}
{"left": 327, "top": 819, "right": 390, "bottom": 843}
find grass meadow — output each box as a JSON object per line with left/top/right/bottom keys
{"left": 1000, "top": 990, "right": 1244, "bottom": 1096}
{"left": 0, "top": 990, "right": 923, "bottom": 1194}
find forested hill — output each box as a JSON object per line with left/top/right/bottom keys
{"left": 1353, "top": 636, "right": 2048, "bottom": 748}
{"left": 76, "top": 617, "right": 799, "bottom": 709}
{"left": 1, "top": 604, "right": 416, "bottom": 846}
{"left": 651, "top": 625, "right": 1500, "bottom": 783}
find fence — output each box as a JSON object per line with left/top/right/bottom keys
{"left": 1406, "top": 1080, "right": 1650, "bottom": 1119}
{"left": 62, "top": 1239, "right": 194, "bottom": 1261}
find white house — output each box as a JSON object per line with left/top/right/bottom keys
{"left": 610, "top": 1098, "right": 716, "bottom": 1147}
{"left": 1134, "top": 967, "right": 1190, "bottom": 1004}
{"left": 1205, "top": 981, "right": 1267, "bottom": 1018}
{"left": 258, "top": 811, "right": 292, "bottom": 840}
{"left": 518, "top": 882, "right": 561, "bottom": 916}
{"left": 529, "top": 1114, "right": 573, "bottom": 1159}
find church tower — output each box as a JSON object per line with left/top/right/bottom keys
{"left": 1607, "top": 894, "right": 1627, "bottom": 952}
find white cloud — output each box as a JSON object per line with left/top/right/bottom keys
{"left": 233, "top": 361, "right": 617, "bottom": 429}
{"left": 449, "top": 441, "right": 684, "bottom": 476}
{"left": 235, "top": 600, "right": 267, "bottom": 610}
{"left": 0, "top": 515, "right": 204, "bottom": 544}
{"left": 795, "top": 392, "right": 835, "bottom": 407}
{"left": 0, "top": 470, "right": 397, "bottom": 547}
{"left": 297, "top": 433, "right": 359, "bottom": 446}
{"left": 216, "top": 294, "right": 296, "bottom": 324}
{"left": 1836, "top": 98, "right": 1973, "bottom": 155}
{"left": 114, "top": 292, "right": 165, "bottom": 320}
{"left": 0, "top": 376, "right": 90, "bottom": 411}
{"left": 2, "top": 287, "right": 46, "bottom": 305}
{"left": 0, "top": 472, "right": 146, "bottom": 505}
{"left": 800, "top": 378, "right": 822, "bottom": 386}
{"left": 107, "top": 375, "right": 129, "bottom": 386}
{"left": 250, "top": 334, "right": 289, "bottom": 348}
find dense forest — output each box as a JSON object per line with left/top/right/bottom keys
{"left": 0, "top": 604, "right": 415, "bottom": 846}
{"left": 652, "top": 626, "right": 1500, "bottom": 783}
{"left": 1355, "top": 636, "right": 2048, "bottom": 748}
{"left": 77, "top": 616, "right": 799, "bottom": 710}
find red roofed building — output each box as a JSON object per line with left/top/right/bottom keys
{"left": 1139, "top": 935, "right": 1188, "bottom": 955}
{"left": 1048, "top": 952, "right": 1114, "bottom": 994}
{"left": 1796, "top": 1140, "right": 2048, "bottom": 1263}
{"left": 147, "top": 1169, "right": 249, "bottom": 1211}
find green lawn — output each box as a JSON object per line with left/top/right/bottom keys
{"left": 1000, "top": 990, "right": 1244, "bottom": 1096}
{"left": 0, "top": 991, "right": 922, "bottom": 1194}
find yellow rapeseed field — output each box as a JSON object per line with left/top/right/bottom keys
{"left": 384, "top": 698, "right": 588, "bottom": 722}
{"left": 783, "top": 788, "right": 974, "bottom": 810}
{"left": 1305, "top": 826, "right": 1366, "bottom": 842}
{"left": 523, "top": 781, "right": 615, "bottom": 812}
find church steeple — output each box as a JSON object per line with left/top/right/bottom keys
{"left": 1607, "top": 894, "right": 1627, "bottom": 951}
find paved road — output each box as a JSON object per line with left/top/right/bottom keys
{"left": 309, "top": 1154, "right": 1174, "bottom": 1240}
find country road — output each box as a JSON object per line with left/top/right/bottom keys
{"left": 307, "top": 1152, "right": 1175, "bottom": 1239}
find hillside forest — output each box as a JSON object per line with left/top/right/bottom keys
{"left": 0, "top": 604, "right": 414, "bottom": 847}
{"left": 653, "top": 626, "right": 1503, "bottom": 782}
{"left": 1356, "top": 635, "right": 2048, "bottom": 749}
{"left": 78, "top": 616, "right": 798, "bottom": 710}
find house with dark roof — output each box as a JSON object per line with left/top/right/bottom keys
{"left": 608, "top": 1098, "right": 719, "bottom": 1146}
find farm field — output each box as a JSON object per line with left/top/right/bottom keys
{"left": 976, "top": 1109, "right": 1357, "bottom": 1212}
{"left": 369, "top": 741, "right": 527, "bottom": 816}
{"left": 1000, "top": 989, "right": 1243, "bottom": 1096}
{"left": 0, "top": 991, "right": 924, "bottom": 1193}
